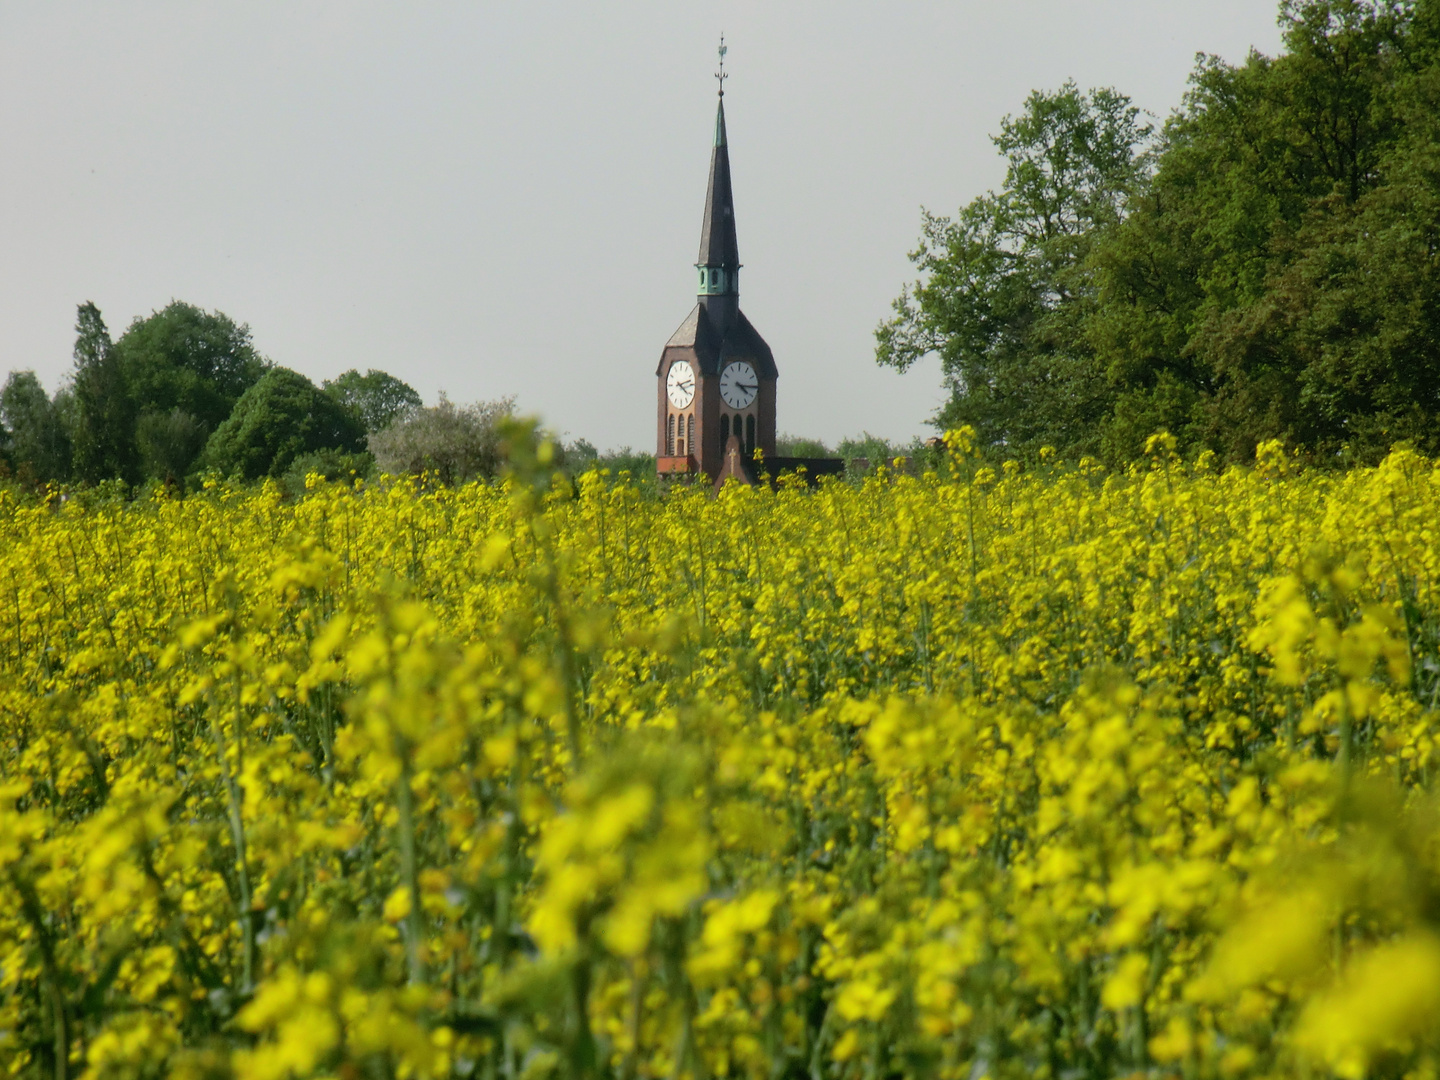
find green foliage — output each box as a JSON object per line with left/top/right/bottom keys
{"left": 280, "top": 447, "right": 376, "bottom": 498}
{"left": 114, "top": 301, "right": 268, "bottom": 431}
{"left": 884, "top": 0, "right": 1440, "bottom": 465}
{"left": 775, "top": 433, "right": 832, "bottom": 457}
{"left": 136, "top": 409, "right": 209, "bottom": 485}
{"left": 1090, "top": 0, "right": 1436, "bottom": 463}
{"left": 561, "top": 439, "right": 658, "bottom": 482}
{"left": 367, "top": 396, "right": 514, "bottom": 485}
{"left": 201, "top": 368, "right": 365, "bottom": 481}
{"left": 66, "top": 300, "right": 269, "bottom": 484}
{"left": 69, "top": 301, "right": 138, "bottom": 484}
{"left": 323, "top": 368, "right": 423, "bottom": 433}
{"left": 0, "top": 371, "right": 71, "bottom": 484}
{"left": 878, "top": 82, "right": 1151, "bottom": 460}
{"left": 835, "top": 431, "right": 900, "bottom": 467}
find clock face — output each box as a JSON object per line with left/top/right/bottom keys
{"left": 665, "top": 360, "right": 695, "bottom": 409}
{"left": 720, "top": 361, "right": 758, "bottom": 409}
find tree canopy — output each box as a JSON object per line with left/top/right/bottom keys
{"left": 2, "top": 300, "right": 442, "bottom": 489}
{"left": 367, "top": 396, "right": 513, "bottom": 485}
{"left": 70, "top": 302, "right": 136, "bottom": 483}
{"left": 0, "top": 371, "right": 70, "bottom": 484}
{"left": 68, "top": 301, "right": 270, "bottom": 483}
{"left": 115, "top": 301, "right": 268, "bottom": 429}
{"left": 201, "top": 367, "right": 365, "bottom": 481}
{"left": 881, "top": 0, "right": 1440, "bottom": 464}
{"left": 323, "top": 369, "right": 422, "bottom": 433}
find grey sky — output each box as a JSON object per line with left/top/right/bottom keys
{"left": 0, "top": 2, "right": 1283, "bottom": 451}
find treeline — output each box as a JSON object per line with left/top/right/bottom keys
{"left": 0, "top": 301, "right": 550, "bottom": 492}
{"left": 880, "top": 0, "right": 1440, "bottom": 465}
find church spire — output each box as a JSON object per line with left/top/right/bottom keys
{"left": 697, "top": 37, "right": 739, "bottom": 298}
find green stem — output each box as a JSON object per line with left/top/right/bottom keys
{"left": 396, "top": 747, "right": 427, "bottom": 986}
{"left": 11, "top": 871, "right": 68, "bottom": 1080}
{"left": 209, "top": 670, "right": 255, "bottom": 995}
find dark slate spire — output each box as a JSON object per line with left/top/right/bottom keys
{"left": 697, "top": 38, "right": 739, "bottom": 306}
{"left": 697, "top": 95, "right": 740, "bottom": 276}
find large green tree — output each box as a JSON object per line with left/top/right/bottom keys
{"left": 200, "top": 367, "right": 365, "bottom": 481}
{"left": 882, "top": 0, "right": 1440, "bottom": 464}
{"left": 877, "top": 82, "right": 1151, "bottom": 458}
{"left": 70, "top": 301, "right": 138, "bottom": 483}
{"left": 68, "top": 300, "right": 270, "bottom": 483}
{"left": 114, "top": 301, "right": 268, "bottom": 429}
{"left": 1090, "top": 0, "right": 1435, "bottom": 462}
{"left": 323, "top": 369, "right": 422, "bottom": 434}
{"left": 0, "top": 371, "right": 71, "bottom": 483}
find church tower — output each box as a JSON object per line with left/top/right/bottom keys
{"left": 657, "top": 43, "right": 777, "bottom": 482}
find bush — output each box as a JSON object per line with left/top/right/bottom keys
{"left": 368, "top": 395, "right": 513, "bottom": 485}
{"left": 200, "top": 367, "right": 365, "bottom": 481}
{"left": 562, "top": 438, "right": 657, "bottom": 482}
{"left": 775, "top": 433, "right": 832, "bottom": 457}
{"left": 280, "top": 448, "right": 375, "bottom": 498}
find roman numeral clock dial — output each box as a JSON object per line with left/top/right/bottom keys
{"left": 720, "top": 361, "right": 757, "bottom": 409}
{"left": 666, "top": 360, "right": 695, "bottom": 408}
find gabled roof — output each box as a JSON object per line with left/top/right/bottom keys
{"left": 720, "top": 309, "right": 776, "bottom": 379}
{"left": 657, "top": 302, "right": 777, "bottom": 379}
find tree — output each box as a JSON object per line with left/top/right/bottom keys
{"left": 367, "top": 396, "right": 513, "bottom": 485}
{"left": 877, "top": 0, "right": 1440, "bottom": 465}
{"left": 0, "top": 371, "right": 71, "bottom": 484}
{"left": 70, "top": 302, "right": 138, "bottom": 484}
{"left": 1086, "top": 0, "right": 1436, "bottom": 462}
{"left": 200, "top": 368, "right": 365, "bottom": 481}
{"left": 66, "top": 300, "right": 271, "bottom": 483}
{"left": 114, "top": 301, "right": 268, "bottom": 433}
{"left": 877, "top": 83, "right": 1152, "bottom": 459}
{"left": 136, "top": 409, "right": 209, "bottom": 485}
{"left": 323, "top": 369, "right": 422, "bottom": 433}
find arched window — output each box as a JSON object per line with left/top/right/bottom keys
{"left": 720, "top": 414, "right": 731, "bottom": 450}
{"left": 687, "top": 414, "right": 695, "bottom": 456}
{"left": 746, "top": 414, "right": 756, "bottom": 457}
{"left": 667, "top": 414, "right": 675, "bottom": 456}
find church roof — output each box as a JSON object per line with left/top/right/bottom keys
{"left": 697, "top": 98, "right": 740, "bottom": 270}
{"left": 657, "top": 302, "right": 776, "bottom": 379}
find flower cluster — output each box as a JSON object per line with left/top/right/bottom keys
{"left": 2, "top": 432, "right": 1440, "bottom": 1079}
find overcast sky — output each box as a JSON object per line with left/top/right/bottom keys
{"left": 0, "top": 2, "right": 1284, "bottom": 451}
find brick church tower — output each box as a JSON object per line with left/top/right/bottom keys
{"left": 656, "top": 49, "right": 777, "bottom": 482}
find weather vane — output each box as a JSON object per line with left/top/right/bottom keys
{"left": 715, "top": 35, "right": 728, "bottom": 96}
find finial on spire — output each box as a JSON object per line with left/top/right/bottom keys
{"left": 715, "top": 35, "right": 728, "bottom": 97}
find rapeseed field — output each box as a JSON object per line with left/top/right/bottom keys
{"left": 3, "top": 427, "right": 1440, "bottom": 1080}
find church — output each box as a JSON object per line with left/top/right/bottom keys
{"left": 654, "top": 53, "right": 776, "bottom": 483}
{"left": 654, "top": 52, "right": 842, "bottom": 488}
